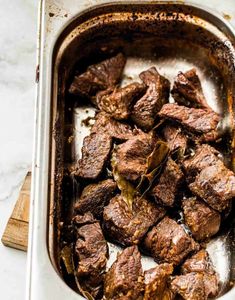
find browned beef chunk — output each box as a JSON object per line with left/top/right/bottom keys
{"left": 103, "top": 195, "right": 165, "bottom": 246}
{"left": 181, "top": 250, "right": 213, "bottom": 273}
{"left": 74, "top": 179, "right": 117, "bottom": 218}
{"left": 182, "top": 197, "right": 221, "bottom": 241}
{"left": 171, "top": 273, "right": 206, "bottom": 300}
{"left": 158, "top": 103, "right": 220, "bottom": 142}
{"left": 73, "top": 213, "right": 109, "bottom": 299}
{"left": 183, "top": 144, "right": 235, "bottom": 211}
{"left": 76, "top": 132, "right": 112, "bottom": 179}
{"left": 73, "top": 211, "right": 95, "bottom": 225}
{"left": 132, "top": 67, "right": 170, "bottom": 131}
{"left": 181, "top": 250, "right": 219, "bottom": 298}
{"left": 91, "top": 112, "right": 136, "bottom": 141}
{"left": 144, "top": 216, "right": 198, "bottom": 266}
{"left": 96, "top": 82, "right": 146, "bottom": 120}
{"left": 199, "top": 129, "right": 220, "bottom": 142}
{"left": 104, "top": 246, "right": 144, "bottom": 300}
{"left": 183, "top": 144, "right": 221, "bottom": 182}
{"left": 115, "top": 133, "right": 155, "bottom": 182}
{"left": 69, "top": 53, "right": 126, "bottom": 97}
{"left": 144, "top": 263, "right": 173, "bottom": 300}
{"left": 151, "top": 157, "right": 184, "bottom": 207}
{"left": 204, "top": 273, "right": 220, "bottom": 298}
{"left": 161, "top": 124, "right": 187, "bottom": 154}
{"left": 171, "top": 68, "right": 210, "bottom": 109}
{"left": 189, "top": 163, "right": 235, "bottom": 212}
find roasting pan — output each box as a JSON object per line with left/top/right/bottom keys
{"left": 27, "top": 0, "right": 235, "bottom": 299}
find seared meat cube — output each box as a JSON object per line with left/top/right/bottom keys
{"left": 182, "top": 197, "right": 221, "bottom": 241}
{"left": 184, "top": 144, "right": 235, "bottom": 211}
{"left": 132, "top": 67, "right": 170, "bottom": 131}
{"left": 115, "top": 133, "right": 155, "bottom": 182}
{"left": 144, "top": 263, "right": 173, "bottom": 300}
{"left": 171, "top": 273, "right": 206, "bottom": 300}
{"left": 183, "top": 144, "right": 221, "bottom": 182}
{"left": 91, "top": 112, "right": 136, "bottom": 141}
{"left": 69, "top": 53, "right": 126, "bottom": 97}
{"left": 76, "top": 132, "right": 112, "bottom": 179}
{"left": 73, "top": 213, "right": 109, "bottom": 299}
{"left": 171, "top": 68, "right": 210, "bottom": 109}
{"left": 189, "top": 163, "right": 235, "bottom": 211}
{"left": 204, "top": 273, "right": 220, "bottom": 298}
{"left": 103, "top": 195, "right": 165, "bottom": 246}
{"left": 162, "top": 124, "right": 187, "bottom": 154}
{"left": 181, "top": 249, "right": 214, "bottom": 274}
{"left": 151, "top": 157, "right": 184, "bottom": 207}
{"left": 144, "top": 216, "right": 198, "bottom": 266}
{"left": 96, "top": 82, "right": 146, "bottom": 120}
{"left": 183, "top": 144, "right": 235, "bottom": 211}
{"left": 104, "top": 246, "right": 144, "bottom": 300}
{"left": 158, "top": 103, "right": 220, "bottom": 142}
{"left": 181, "top": 250, "right": 219, "bottom": 298}
{"left": 74, "top": 179, "right": 117, "bottom": 218}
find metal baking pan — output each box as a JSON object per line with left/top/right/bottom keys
{"left": 27, "top": 1, "right": 235, "bottom": 299}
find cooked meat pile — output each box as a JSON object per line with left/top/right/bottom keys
{"left": 60, "top": 53, "right": 235, "bottom": 300}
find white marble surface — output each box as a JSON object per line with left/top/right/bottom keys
{"left": 0, "top": 0, "right": 37, "bottom": 299}
{"left": 0, "top": 0, "right": 235, "bottom": 300}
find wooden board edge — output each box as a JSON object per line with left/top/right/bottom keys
{"left": 1, "top": 217, "right": 28, "bottom": 252}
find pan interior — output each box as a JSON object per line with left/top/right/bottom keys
{"left": 50, "top": 3, "right": 235, "bottom": 298}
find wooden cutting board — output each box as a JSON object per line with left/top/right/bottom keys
{"left": 1, "top": 172, "right": 31, "bottom": 252}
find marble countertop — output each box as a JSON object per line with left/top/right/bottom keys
{"left": 0, "top": 1, "right": 37, "bottom": 299}
{"left": 0, "top": 1, "right": 235, "bottom": 299}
